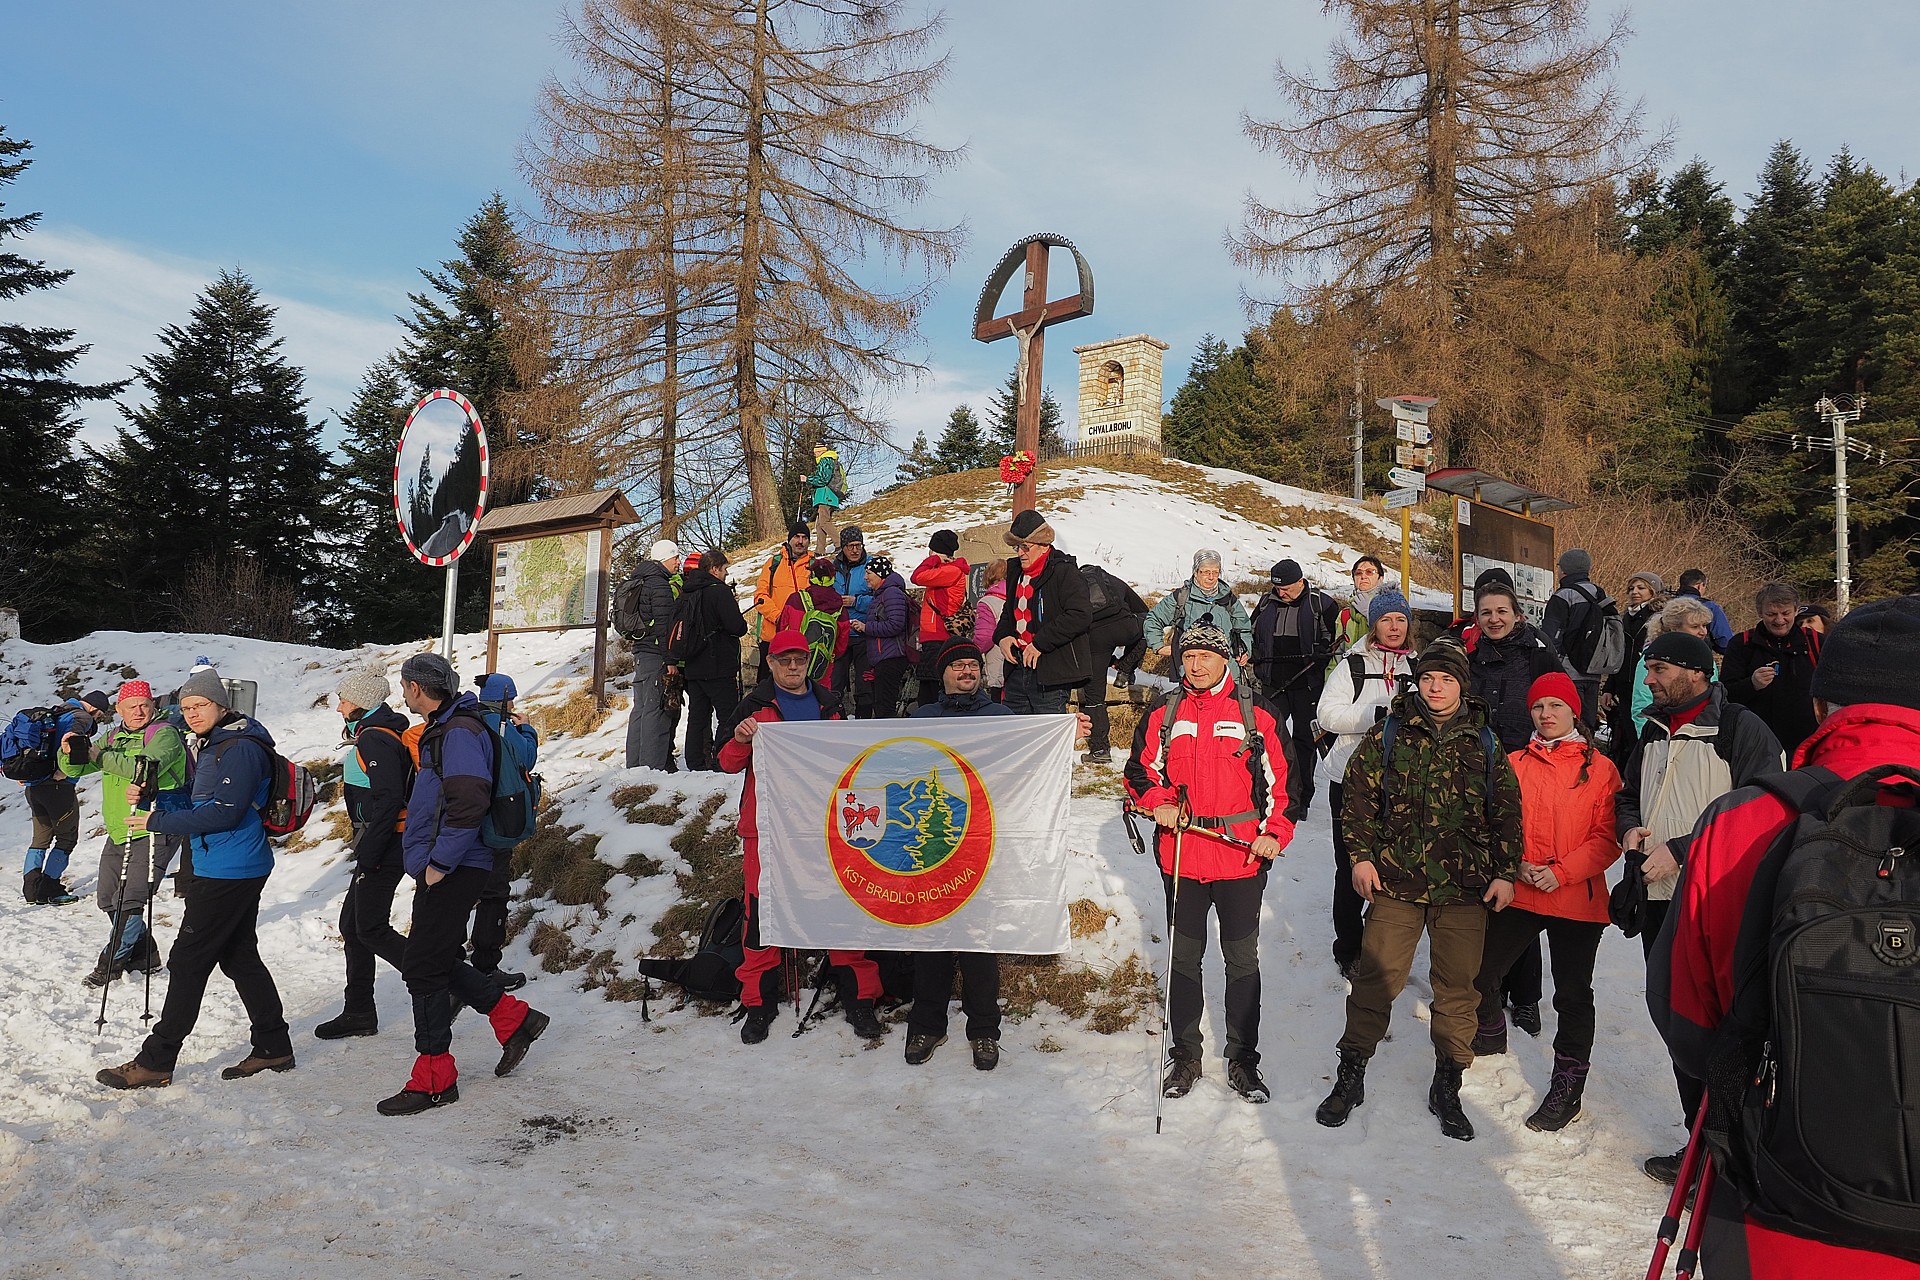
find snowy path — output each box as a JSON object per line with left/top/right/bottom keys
{"left": 1, "top": 796, "right": 1682, "bottom": 1280}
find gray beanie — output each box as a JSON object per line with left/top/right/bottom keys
{"left": 1559, "top": 548, "right": 1593, "bottom": 579}
{"left": 177, "top": 667, "right": 231, "bottom": 709}
{"left": 336, "top": 668, "right": 391, "bottom": 712}
{"left": 1627, "top": 569, "right": 1667, "bottom": 596}
{"left": 399, "top": 652, "right": 459, "bottom": 698}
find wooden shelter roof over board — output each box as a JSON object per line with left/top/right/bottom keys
{"left": 476, "top": 491, "right": 640, "bottom": 538}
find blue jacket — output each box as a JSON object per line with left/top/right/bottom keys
{"left": 863, "top": 573, "right": 911, "bottom": 663}
{"left": 147, "top": 715, "right": 276, "bottom": 880}
{"left": 402, "top": 692, "right": 497, "bottom": 879}
{"left": 909, "top": 689, "right": 1014, "bottom": 718}
{"left": 1677, "top": 587, "right": 1734, "bottom": 653}
{"left": 834, "top": 554, "right": 874, "bottom": 626}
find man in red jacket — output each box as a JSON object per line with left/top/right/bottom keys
{"left": 719, "top": 630, "right": 884, "bottom": 1045}
{"left": 1652, "top": 595, "right": 1920, "bottom": 1278}
{"left": 1124, "top": 623, "right": 1304, "bottom": 1104}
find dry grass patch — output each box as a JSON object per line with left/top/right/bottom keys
{"left": 515, "top": 811, "right": 611, "bottom": 911}
{"left": 649, "top": 794, "right": 742, "bottom": 957}
{"left": 611, "top": 783, "right": 682, "bottom": 826}
{"left": 529, "top": 920, "right": 589, "bottom": 973}
{"left": 1068, "top": 897, "right": 1117, "bottom": 938}
{"left": 531, "top": 684, "right": 612, "bottom": 740}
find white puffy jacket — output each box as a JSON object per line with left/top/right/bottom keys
{"left": 1314, "top": 637, "right": 1415, "bottom": 788}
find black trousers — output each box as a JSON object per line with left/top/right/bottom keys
{"left": 908, "top": 951, "right": 1001, "bottom": 1042}
{"left": 684, "top": 675, "right": 739, "bottom": 772}
{"left": 1260, "top": 677, "right": 1322, "bottom": 804}
{"left": 1474, "top": 905, "right": 1605, "bottom": 1062}
{"left": 1084, "top": 615, "right": 1146, "bottom": 751}
{"left": 1642, "top": 898, "right": 1706, "bottom": 1128}
{"left": 916, "top": 643, "right": 946, "bottom": 708}
{"left": 137, "top": 874, "right": 289, "bottom": 1073}
{"left": 402, "top": 865, "right": 506, "bottom": 1058}
{"left": 831, "top": 648, "right": 869, "bottom": 719}
{"left": 468, "top": 852, "right": 514, "bottom": 973}
{"left": 863, "top": 655, "right": 909, "bottom": 719}
{"left": 340, "top": 861, "right": 407, "bottom": 1016}
{"left": 1163, "top": 866, "right": 1267, "bottom": 1064}
{"left": 1327, "top": 782, "right": 1366, "bottom": 969}
{"left": 26, "top": 779, "right": 79, "bottom": 852}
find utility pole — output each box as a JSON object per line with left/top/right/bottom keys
{"left": 1801, "top": 396, "right": 1884, "bottom": 615}
{"left": 1350, "top": 355, "right": 1365, "bottom": 501}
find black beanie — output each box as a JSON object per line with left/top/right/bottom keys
{"left": 1812, "top": 595, "right": 1920, "bottom": 711}
{"left": 936, "top": 638, "right": 983, "bottom": 678}
{"left": 930, "top": 529, "right": 960, "bottom": 556}
{"left": 787, "top": 520, "right": 810, "bottom": 538}
{"left": 1645, "top": 631, "right": 1715, "bottom": 675}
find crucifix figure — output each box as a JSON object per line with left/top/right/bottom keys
{"left": 972, "top": 234, "right": 1096, "bottom": 513}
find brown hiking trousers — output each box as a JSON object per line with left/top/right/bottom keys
{"left": 1336, "top": 895, "right": 1488, "bottom": 1067}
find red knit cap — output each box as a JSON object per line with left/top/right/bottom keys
{"left": 116, "top": 680, "right": 153, "bottom": 703}
{"left": 1527, "top": 671, "right": 1581, "bottom": 720}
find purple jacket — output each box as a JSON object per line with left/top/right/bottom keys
{"left": 863, "top": 573, "right": 911, "bottom": 663}
{"left": 401, "top": 692, "right": 496, "bottom": 878}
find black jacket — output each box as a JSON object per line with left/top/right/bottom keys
{"left": 1542, "top": 574, "right": 1601, "bottom": 665}
{"left": 992, "top": 549, "right": 1094, "bottom": 687}
{"left": 1249, "top": 586, "right": 1340, "bottom": 693}
{"left": 1720, "top": 623, "right": 1822, "bottom": 756}
{"left": 345, "top": 703, "right": 413, "bottom": 870}
{"left": 672, "top": 568, "right": 749, "bottom": 681}
{"left": 1467, "top": 621, "right": 1565, "bottom": 753}
{"left": 620, "top": 559, "right": 679, "bottom": 652}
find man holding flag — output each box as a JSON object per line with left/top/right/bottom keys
{"left": 1125, "top": 623, "right": 1304, "bottom": 1104}
{"left": 720, "top": 629, "right": 885, "bottom": 1044}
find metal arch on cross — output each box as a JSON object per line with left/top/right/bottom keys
{"left": 972, "top": 234, "right": 1095, "bottom": 514}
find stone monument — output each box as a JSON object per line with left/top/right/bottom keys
{"left": 1072, "top": 333, "right": 1169, "bottom": 448}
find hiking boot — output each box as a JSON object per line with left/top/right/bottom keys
{"left": 1087, "top": 748, "right": 1113, "bottom": 765}
{"left": 97, "top": 1060, "right": 171, "bottom": 1090}
{"left": 480, "top": 967, "right": 528, "bottom": 993}
{"left": 314, "top": 1011, "right": 379, "bottom": 1040}
{"left": 970, "top": 1038, "right": 999, "bottom": 1072}
{"left": 1471, "top": 1016, "right": 1508, "bottom": 1056}
{"left": 1315, "top": 1052, "right": 1367, "bottom": 1127}
{"left": 126, "top": 932, "right": 164, "bottom": 976}
{"left": 1428, "top": 1056, "right": 1474, "bottom": 1141}
{"left": 82, "top": 955, "right": 122, "bottom": 990}
{"left": 740, "top": 1006, "right": 776, "bottom": 1045}
{"left": 904, "top": 1033, "right": 945, "bottom": 1065}
{"left": 1510, "top": 1000, "right": 1542, "bottom": 1037}
{"left": 844, "top": 1000, "right": 886, "bottom": 1041}
{"left": 1644, "top": 1149, "right": 1685, "bottom": 1186}
{"left": 1227, "top": 1057, "right": 1270, "bottom": 1103}
{"left": 495, "top": 1008, "right": 550, "bottom": 1077}
{"left": 222, "top": 1053, "right": 296, "bottom": 1080}
{"left": 1526, "top": 1054, "right": 1590, "bottom": 1132}
{"left": 1162, "top": 1050, "right": 1202, "bottom": 1098}
{"left": 377, "top": 1083, "right": 459, "bottom": 1116}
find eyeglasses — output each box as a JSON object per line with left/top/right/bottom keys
{"left": 1013, "top": 542, "right": 1035, "bottom": 553}
{"left": 769, "top": 652, "right": 810, "bottom": 665}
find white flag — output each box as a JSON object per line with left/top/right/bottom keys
{"left": 752, "top": 715, "right": 1076, "bottom": 953}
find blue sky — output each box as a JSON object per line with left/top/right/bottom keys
{"left": 8, "top": 0, "right": 1919, "bottom": 461}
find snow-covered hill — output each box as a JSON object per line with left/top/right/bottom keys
{"left": 0, "top": 465, "right": 1678, "bottom": 1279}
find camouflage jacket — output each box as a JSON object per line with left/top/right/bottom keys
{"left": 1338, "top": 692, "right": 1524, "bottom": 906}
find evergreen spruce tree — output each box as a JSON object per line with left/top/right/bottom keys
{"left": 1722, "top": 142, "right": 1820, "bottom": 415}
{"left": 893, "top": 432, "right": 942, "bottom": 487}
{"left": 0, "top": 126, "right": 124, "bottom": 640}
{"left": 933, "top": 404, "right": 991, "bottom": 472}
{"left": 987, "top": 372, "right": 1067, "bottom": 456}
{"left": 91, "top": 270, "right": 327, "bottom": 635}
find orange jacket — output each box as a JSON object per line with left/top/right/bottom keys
{"left": 752, "top": 546, "right": 812, "bottom": 643}
{"left": 1508, "top": 735, "right": 1620, "bottom": 923}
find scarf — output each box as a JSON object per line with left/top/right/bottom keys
{"left": 1012, "top": 550, "right": 1049, "bottom": 648}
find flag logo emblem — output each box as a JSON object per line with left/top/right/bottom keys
{"left": 825, "top": 736, "right": 995, "bottom": 927}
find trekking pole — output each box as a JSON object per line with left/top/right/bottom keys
{"left": 1155, "top": 784, "right": 1191, "bottom": 1135}
{"left": 94, "top": 831, "right": 138, "bottom": 1033}
{"left": 132, "top": 758, "right": 161, "bottom": 1024}
{"left": 793, "top": 954, "right": 835, "bottom": 1037}
{"left": 1673, "top": 1155, "right": 1716, "bottom": 1280}
{"left": 1646, "top": 1093, "right": 1711, "bottom": 1280}
{"left": 1124, "top": 803, "right": 1261, "bottom": 854}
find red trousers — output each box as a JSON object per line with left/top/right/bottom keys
{"left": 737, "top": 894, "right": 879, "bottom": 1008}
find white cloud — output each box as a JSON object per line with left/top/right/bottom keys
{"left": 12, "top": 228, "right": 405, "bottom": 451}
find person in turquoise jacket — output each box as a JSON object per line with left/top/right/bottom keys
{"left": 1143, "top": 549, "right": 1254, "bottom": 670}
{"left": 62, "top": 679, "right": 191, "bottom": 984}
{"left": 806, "top": 443, "right": 848, "bottom": 554}
{"left": 99, "top": 665, "right": 293, "bottom": 1091}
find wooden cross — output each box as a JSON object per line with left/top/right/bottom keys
{"left": 972, "top": 234, "right": 1095, "bottom": 513}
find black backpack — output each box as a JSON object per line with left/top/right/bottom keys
{"left": 665, "top": 587, "right": 713, "bottom": 666}
{"left": 635, "top": 897, "right": 746, "bottom": 1003}
{"left": 1704, "top": 763, "right": 1920, "bottom": 1260}
{"left": 613, "top": 563, "right": 670, "bottom": 643}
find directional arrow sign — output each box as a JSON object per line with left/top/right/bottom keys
{"left": 1388, "top": 467, "right": 1428, "bottom": 490}
{"left": 1395, "top": 444, "right": 1434, "bottom": 468}
{"left": 1382, "top": 486, "right": 1423, "bottom": 510}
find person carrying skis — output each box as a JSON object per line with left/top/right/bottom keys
{"left": 313, "top": 668, "right": 414, "bottom": 1041}
{"left": 718, "top": 630, "right": 885, "bottom": 1044}
{"left": 8, "top": 692, "right": 107, "bottom": 904}
{"left": 1125, "top": 623, "right": 1302, "bottom": 1104}
{"left": 1315, "top": 639, "right": 1522, "bottom": 1141}
{"left": 97, "top": 667, "right": 294, "bottom": 1090}
{"left": 62, "top": 681, "right": 189, "bottom": 986}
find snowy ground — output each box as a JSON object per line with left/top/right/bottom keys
{"left": 0, "top": 636, "right": 1683, "bottom": 1279}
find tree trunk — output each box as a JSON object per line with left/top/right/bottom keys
{"left": 738, "top": 0, "right": 779, "bottom": 540}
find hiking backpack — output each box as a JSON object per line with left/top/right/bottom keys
{"left": 1, "top": 708, "right": 64, "bottom": 783}
{"left": 613, "top": 565, "right": 670, "bottom": 644}
{"left": 1704, "top": 763, "right": 1920, "bottom": 1260}
{"left": 665, "top": 592, "right": 711, "bottom": 666}
{"left": 796, "top": 592, "right": 839, "bottom": 682}
{"left": 259, "top": 752, "right": 318, "bottom": 839}
{"left": 468, "top": 709, "right": 542, "bottom": 850}
{"left": 1563, "top": 582, "right": 1626, "bottom": 678}
{"left": 353, "top": 723, "right": 420, "bottom": 831}
{"left": 828, "top": 458, "right": 850, "bottom": 502}
{"left": 633, "top": 896, "right": 747, "bottom": 1003}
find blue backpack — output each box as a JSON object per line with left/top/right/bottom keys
{"left": 459, "top": 707, "right": 542, "bottom": 850}
{"left": 1, "top": 708, "right": 67, "bottom": 783}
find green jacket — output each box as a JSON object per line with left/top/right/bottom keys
{"left": 1338, "top": 692, "right": 1523, "bottom": 905}
{"left": 62, "top": 721, "right": 190, "bottom": 845}
{"left": 808, "top": 452, "right": 845, "bottom": 511}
